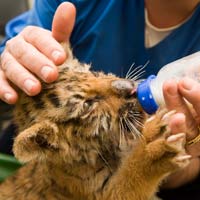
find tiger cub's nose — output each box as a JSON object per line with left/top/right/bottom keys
{"left": 111, "top": 80, "right": 136, "bottom": 98}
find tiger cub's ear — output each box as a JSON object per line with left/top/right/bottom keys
{"left": 13, "top": 121, "right": 59, "bottom": 163}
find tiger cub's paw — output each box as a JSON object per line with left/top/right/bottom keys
{"left": 142, "top": 109, "right": 175, "bottom": 142}
{"left": 145, "top": 132, "right": 191, "bottom": 175}
{"left": 165, "top": 133, "right": 191, "bottom": 169}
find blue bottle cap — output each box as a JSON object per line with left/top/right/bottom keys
{"left": 137, "top": 75, "right": 158, "bottom": 114}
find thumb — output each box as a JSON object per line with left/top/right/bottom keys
{"left": 52, "top": 2, "right": 76, "bottom": 43}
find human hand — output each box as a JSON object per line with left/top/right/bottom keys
{"left": 0, "top": 2, "right": 76, "bottom": 104}
{"left": 161, "top": 78, "right": 200, "bottom": 188}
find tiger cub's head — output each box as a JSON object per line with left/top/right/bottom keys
{"left": 13, "top": 43, "right": 145, "bottom": 165}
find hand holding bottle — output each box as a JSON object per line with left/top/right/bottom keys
{"left": 137, "top": 53, "right": 200, "bottom": 187}
{"left": 162, "top": 78, "right": 200, "bottom": 188}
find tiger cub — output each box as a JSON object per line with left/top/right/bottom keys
{"left": 0, "top": 44, "right": 190, "bottom": 200}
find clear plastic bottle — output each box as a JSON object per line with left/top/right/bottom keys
{"left": 137, "top": 52, "right": 200, "bottom": 114}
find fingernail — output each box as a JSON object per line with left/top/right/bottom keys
{"left": 41, "top": 66, "right": 54, "bottom": 80}
{"left": 4, "top": 93, "right": 13, "bottom": 102}
{"left": 52, "top": 50, "right": 62, "bottom": 62}
{"left": 24, "top": 79, "right": 36, "bottom": 93}
{"left": 180, "top": 78, "right": 193, "bottom": 90}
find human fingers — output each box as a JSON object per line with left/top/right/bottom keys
{"left": 1, "top": 50, "right": 41, "bottom": 97}
{"left": 163, "top": 113, "right": 200, "bottom": 187}
{"left": 163, "top": 79, "right": 197, "bottom": 140}
{"left": 178, "top": 77, "right": 200, "bottom": 117}
{"left": 177, "top": 77, "right": 200, "bottom": 156}
{"left": 0, "top": 69, "right": 18, "bottom": 104}
{"left": 20, "top": 26, "right": 66, "bottom": 66}
{"left": 52, "top": 2, "right": 76, "bottom": 43}
{"left": 1, "top": 26, "right": 65, "bottom": 98}
{"left": 163, "top": 79, "right": 200, "bottom": 157}
{"left": 168, "top": 111, "right": 200, "bottom": 156}
{"left": 6, "top": 35, "right": 59, "bottom": 83}
{"left": 0, "top": 2, "right": 76, "bottom": 101}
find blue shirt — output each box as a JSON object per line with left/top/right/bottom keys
{"left": 1, "top": 0, "right": 200, "bottom": 78}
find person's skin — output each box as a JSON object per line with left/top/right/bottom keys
{"left": 146, "top": 0, "right": 200, "bottom": 188}
{"left": 0, "top": 2, "right": 76, "bottom": 104}
{"left": 162, "top": 80, "right": 200, "bottom": 188}
{"left": 145, "top": 0, "right": 200, "bottom": 28}
{"left": 1, "top": 0, "right": 200, "bottom": 189}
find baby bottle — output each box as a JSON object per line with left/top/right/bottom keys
{"left": 137, "top": 52, "right": 200, "bottom": 114}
